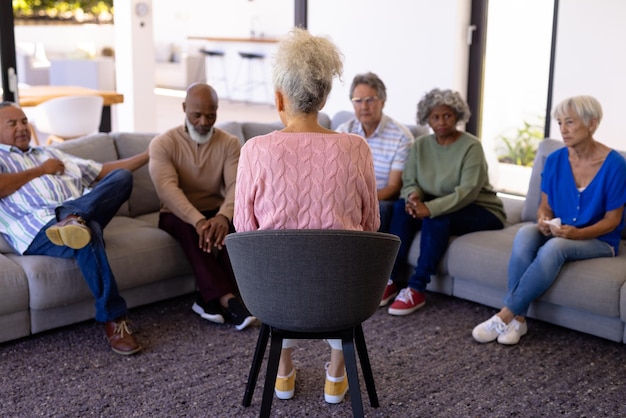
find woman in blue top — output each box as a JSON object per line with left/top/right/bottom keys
{"left": 473, "top": 95, "right": 626, "bottom": 345}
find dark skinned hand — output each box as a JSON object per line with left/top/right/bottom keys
{"left": 195, "top": 214, "right": 230, "bottom": 253}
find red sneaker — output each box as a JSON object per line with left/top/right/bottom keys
{"left": 388, "top": 288, "right": 425, "bottom": 316}
{"left": 379, "top": 279, "right": 398, "bottom": 307}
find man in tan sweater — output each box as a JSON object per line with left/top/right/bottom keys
{"left": 149, "top": 83, "right": 255, "bottom": 331}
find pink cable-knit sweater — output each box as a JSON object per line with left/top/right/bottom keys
{"left": 234, "top": 131, "right": 380, "bottom": 232}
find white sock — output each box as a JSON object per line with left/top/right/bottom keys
{"left": 277, "top": 368, "right": 295, "bottom": 379}
{"left": 326, "top": 372, "right": 345, "bottom": 382}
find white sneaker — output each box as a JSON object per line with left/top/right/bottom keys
{"left": 472, "top": 314, "right": 506, "bottom": 343}
{"left": 497, "top": 318, "right": 528, "bottom": 345}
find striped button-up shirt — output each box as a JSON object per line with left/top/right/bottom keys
{"left": 336, "top": 114, "right": 414, "bottom": 190}
{"left": 0, "top": 145, "right": 102, "bottom": 254}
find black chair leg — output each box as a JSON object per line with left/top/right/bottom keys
{"left": 342, "top": 332, "right": 365, "bottom": 418}
{"left": 243, "top": 323, "right": 270, "bottom": 406}
{"left": 355, "top": 324, "right": 379, "bottom": 407}
{"left": 260, "top": 331, "right": 283, "bottom": 418}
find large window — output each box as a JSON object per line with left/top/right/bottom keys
{"left": 480, "top": 0, "right": 555, "bottom": 195}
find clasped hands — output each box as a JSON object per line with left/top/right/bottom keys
{"left": 405, "top": 193, "right": 430, "bottom": 219}
{"left": 195, "top": 215, "right": 230, "bottom": 252}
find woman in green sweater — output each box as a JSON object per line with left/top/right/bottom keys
{"left": 381, "top": 88, "right": 506, "bottom": 316}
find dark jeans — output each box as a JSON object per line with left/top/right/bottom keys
{"left": 378, "top": 199, "right": 395, "bottom": 233}
{"left": 159, "top": 209, "right": 237, "bottom": 302}
{"left": 389, "top": 198, "right": 504, "bottom": 291}
{"left": 25, "top": 169, "right": 133, "bottom": 323}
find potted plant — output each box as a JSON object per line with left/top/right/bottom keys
{"left": 494, "top": 118, "right": 544, "bottom": 195}
{"left": 497, "top": 119, "right": 544, "bottom": 167}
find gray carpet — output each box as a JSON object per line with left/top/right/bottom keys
{"left": 1, "top": 292, "right": 626, "bottom": 418}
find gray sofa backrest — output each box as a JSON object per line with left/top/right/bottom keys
{"left": 520, "top": 138, "right": 565, "bottom": 222}
{"left": 112, "top": 133, "right": 161, "bottom": 217}
{"left": 53, "top": 132, "right": 160, "bottom": 218}
{"left": 216, "top": 112, "right": 331, "bottom": 146}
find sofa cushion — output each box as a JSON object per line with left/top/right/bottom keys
{"left": 216, "top": 121, "right": 245, "bottom": 145}
{"left": 318, "top": 111, "right": 331, "bottom": 129}
{"left": 9, "top": 216, "right": 192, "bottom": 310}
{"left": 241, "top": 121, "right": 284, "bottom": 141}
{"left": 113, "top": 133, "right": 161, "bottom": 217}
{"left": 331, "top": 110, "right": 353, "bottom": 130}
{"left": 447, "top": 225, "right": 523, "bottom": 290}
{"left": 448, "top": 224, "right": 626, "bottom": 317}
{"left": 51, "top": 133, "right": 118, "bottom": 162}
{"left": 540, "top": 250, "right": 626, "bottom": 317}
{"left": 0, "top": 255, "right": 29, "bottom": 315}
{"left": 501, "top": 195, "right": 524, "bottom": 226}
{"left": 0, "top": 234, "right": 16, "bottom": 254}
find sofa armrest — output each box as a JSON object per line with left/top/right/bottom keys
{"left": 499, "top": 194, "right": 525, "bottom": 226}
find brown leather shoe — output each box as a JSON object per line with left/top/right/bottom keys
{"left": 45, "top": 215, "right": 91, "bottom": 249}
{"left": 104, "top": 318, "right": 142, "bottom": 355}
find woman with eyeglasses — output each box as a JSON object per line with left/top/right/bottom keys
{"left": 381, "top": 88, "right": 506, "bottom": 315}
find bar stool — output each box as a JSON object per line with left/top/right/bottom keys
{"left": 198, "top": 48, "right": 230, "bottom": 99}
{"left": 235, "top": 51, "right": 269, "bottom": 104}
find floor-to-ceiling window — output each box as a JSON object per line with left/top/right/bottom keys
{"left": 479, "top": 0, "right": 555, "bottom": 195}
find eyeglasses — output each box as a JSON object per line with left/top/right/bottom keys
{"left": 351, "top": 96, "right": 380, "bottom": 105}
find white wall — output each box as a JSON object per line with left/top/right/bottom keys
{"left": 550, "top": 0, "right": 626, "bottom": 149}
{"left": 309, "top": 0, "right": 472, "bottom": 127}
{"left": 151, "top": 0, "right": 293, "bottom": 52}
{"left": 151, "top": 0, "right": 292, "bottom": 103}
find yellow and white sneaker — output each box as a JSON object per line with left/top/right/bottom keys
{"left": 324, "top": 364, "right": 348, "bottom": 404}
{"left": 275, "top": 368, "right": 296, "bottom": 400}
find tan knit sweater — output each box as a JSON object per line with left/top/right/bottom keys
{"left": 149, "top": 125, "right": 241, "bottom": 227}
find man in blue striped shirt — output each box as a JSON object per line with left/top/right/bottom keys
{"left": 0, "top": 102, "right": 148, "bottom": 355}
{"left": 336, "top": 72, "right": 414, "bottom": 232}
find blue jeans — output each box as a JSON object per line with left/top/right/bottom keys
{"left": 378, "top": 200, "right": 395, "bottom": 233}
{"left": 25, "top": 169, "right": 133, "bottom": 323}
{"left": 389, "top": 199, "right": 504, "bottom": 291}
{"left": 504, "top": 223, "right": 614, "bottom": 316}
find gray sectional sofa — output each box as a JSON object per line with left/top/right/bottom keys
{"left": 2, "top": 114, "right": 626, "bottom": 346}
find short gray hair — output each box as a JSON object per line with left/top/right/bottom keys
{"left": 349, "top": 72, "right": 387, "bottom": 102}
{"left": 553, "top": 95, "right": 603, "bottom": 130}
{"left": 272, "top": 28, "right": 343, "bottom": 114}
{"left": 416, "top": 88, "right": 471, "bottom": 126}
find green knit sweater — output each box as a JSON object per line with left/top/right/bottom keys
{"left": 401, "top": 132, "right": 506, "bottom": 224}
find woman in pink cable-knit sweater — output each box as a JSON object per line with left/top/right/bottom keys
{"left": 234, "top": 28, "right": 380, "bottom": 405}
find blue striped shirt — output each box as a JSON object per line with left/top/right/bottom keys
{"left": 0, "top": 145, "right": 102, "bottom": 254}
{"left": 337, "top": 114, "right": 414, "bottom": 190}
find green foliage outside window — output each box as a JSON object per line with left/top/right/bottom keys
{"left": 12, "top": 0, "right": 114, "bottom": 23}
{"left": 496, "top": 119, "right": 545, "bottom": 167}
